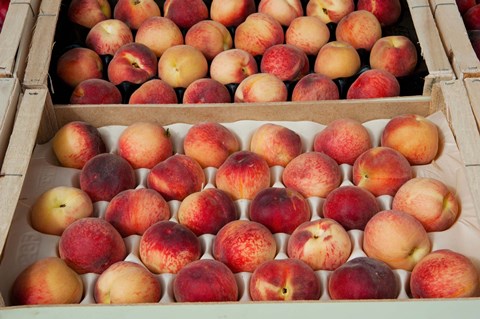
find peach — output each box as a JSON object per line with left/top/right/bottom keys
{"left": 158, "top": 44, "right": 208, "bottom": 88}
{"left": 313, "top": 118, "right": 372, "bottom": 165}
{"left": 380, "top": 114, "right": 439, "bottom": 165}
{"left": 357, "top": 0, "right": 402, "bottom": 26}
{"left": 113, "top": 0, "right": 161, "bottom": 30}
{"left": 306, "top": 0, "right": 355, "bottom": 24}
{"left": 336, "top": 10, "right": 382, "bottom": 51}
{"left": 370, "top": 36, "right": 418, "bottom": 77}
{"left": 147, "top": 154, "right": 206, "bottom": 201}
{"left": 139, "top": 220, "right": 201, "bottom": 274}
{"left": 128, "top": 79, "right": 178, "bottom": 104}
{"left": 185, "top": 20, "right": 233, "bottom": 61}
{"left": 11, "top": 257, "right": 83, "bottom": 305}
{"left": 68, "top": 0, "right": 111, "bottom": 29}
{"left": 183, "top": 122, "right": 240, "bottom": 168}
{"left": 363, "top": 210, "right": 432, "bottom": 271}
{"left": 314, "top": 41, "right": 361, "bottom": 79}
{"left": 135, "top": 16, "right": 184, "bottom": 57}
{"left": 249, "top": 258, "right": 321, "bottom": 301}
{"left": 352, "top": 146, "right": 412, "bottom": 197}
{"left": 258, "top": 0, "right": 304, "bottom": 26}
{"left": 30, "top": 186, "right": 93, "bottom": 236}
{"left": 118, "top": 121, "right": 173, "bottom": 169}
{"left": 260, "top": 44, "right": 310, "bottom": 81}
{"left": 328, "top": 256, "right": 399, "bottom": 300}
{"left": 282, "top": 152, "right": 342, "bottom": 198}
{"left": 163, "top": 0, "right": 209, "bottom": 29}
{"left": 287, "top": 218, "right": 352, "bottom": 271}
{"left": 105, "top": 188, "right": 171, "bottom": 237}
{"left": 59, "top": 217, "right": 127, "bottom": 274}
{"left": 80, "top": 153, "right": 136, "bottom": 202}
{"left": 52, "top": 121, "right": 106, "bottom": 169}
{"left": 85, "top": 19, "right": 134, "bottom": 56}
{"left": 94, "top": 261, "right": 161, "bottom": 304}
{"left": 291, "top": 73, "right": 340, "bottom": 101}
{"left": 209, "top": 48, "right": 259, "bottom": 85}
{"left": 56, "top": 47, "right": 103, "bottom": 88}
{"left": 249, "top": 187, "right": 311, "bottom": 234}
{"left": 213, "top": 220, "right": 277, "bottom": 273}
{"left": 410, "top": 249, "right": 480, "bottom": 298}
{"left": 70, "top": 78, "right": 123, "bottom": 105}
{"left": 215, "top": 150, "right": 271, "bottom": 200}
{"left": 234, "top": 73, "right": 288, "bottom": 103}
{"left": 177, "top": 188, "right": 238, "bottom": 236}
{"left": 456, "top": 0, "right": 477, "bottom": 14}
{"left": 183, "top": 78, "right": 232, "bottom": 104}
{"left": 286, "top": 16, "right": 330, "bottom": 56}
{"left": 469, "top": 30, "right": 480, "bottom": 59}
{"left": 210, "top": 0, "right": 256, "bottom": 27}
{"left": 347, "top": 69, "right": 401, "bottom": 99}
{"left": 173, "top": 259, "right": 239, "bottom": 302}
{"left": 464, "top": 4, "right": 480, "bottom": 30}
{"left": 234, "top": 13, "right": 285, "bottom": 56}
{"left": 249, "top": 123, "right": 303, "bottom": 167}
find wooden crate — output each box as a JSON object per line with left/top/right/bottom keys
{"left": 0, "top": 77, "right": 20, "bottom": 169}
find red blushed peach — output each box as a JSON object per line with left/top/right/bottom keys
{"left": 234, "top": 73, "right": 288, "bottom": 103}
{"left": 260, "top": 44, "right": 310, "bottom": 81}
{"left": 139, "top": 220, "right": 201, "bottom": 274}
{"left": 68, "top": 0, "right": 111, "bottom": 29}
{"left": 336, "top": 10, "right": 382, "bottom": 51}
{"left": 177, "top": 188, "right": 237, "bottom": 236}
{"left": 249, "top": 258, "right": 321, "bottom": 301}
{"left": 70, "top": 79, "right": 123, "bottom": 105}
{"left": 213, "top": 220, "right": 277, "bottom": 273}
{"left": 258, "top": 0, "right": 304, "bottom": 26}
{"left": 370, "top": 36, "right": 418, "bottom": 77}
{"left": 185, "top": 20, "right": 233, "bottom": 61}
{"left": 286, "top": 16, "right": 330, "bottom": 56}
{"left": 314, "top": 40, "right": 361, "bottom": 80}
{"left": 105, "top": 188, "right": 171, "bottom": 237}
{"left": 11, "top": 257, "right": 84, "bottom": 305}
{"left": 380, "top": 114, "right": 439, "bottom": 165}
{"left": 234, "top": 13, "right": 285, "bottom": 57}
{"left": 85, "top": 19, "right": 134, "bottom": 57}
{"left": 118, "top": 121, "right": 173, "bottom": 169}
{"left": 210, "top": 0, "right": 256, "bottom": 27}
{"left": 328, "top": 256, "right": 399, "bottom": 300}
{"left": 135, "top": 16, "right": 184, "bottom": 58}
{"left": 282, "top": 152, "right": 342, "bottom": 198}
{"left": 59, "top": 217, "right": 127, "bottom": 274}
{"left": 80, "top": 153, "right": 136, "bottom": 202}
{"left": 52, "top": 121, "right": 106, "bottom": 169}
{"left": 464, "top": 4, "right": 480, "bottom": 30}
{"left": 163, "top": 0, "right": 209, "bottom": 29}
{"left": 287, "top": 218, "right": 352, "bottom": 271}
{"left": 215, "top": 150, "right": 271, "bottom": 200}
{"left": 456, "top": 0, "right": 477, "bottom": 14}
{"left": 147, "top": 154, "right": 206, "bottom": 201}
{"left": 113, "top": 0, "right": 161, "bottom": 30}
{"left": 183, "top": 78, "right": 232, "bottom": 104}
{"left": 306, "top": 0, "right": 355, "bottom": 24}
{"left": 392, "top": 177, "right": 460, "bottom": 232}
{"left": 313, "top": 118, "right": 372, "bottom": 165}
{"left": 249, "top": 123, "right": 303, "bottom": 167}
{"left": 210, "top": 48, "right": 259, "bottom": 85}
{"left": 292, "top": 73, "right": 340, "bottom": 101}
{"left": 357, "top": 0, "right": 402, "bottom": 26}
{"left": 183, "top": 122, "right": 240, "bottom": 168}
{"left": 249, "top": 187, "right": 311, "bottom": 234}
{"left": 352, "top": 146, "right": 412, "bottom": 197}
{"left": 469, "top": 30, "right": 480, "bottom": 59}
{"left": 410, "top": 249, "right": 480, "bottom": 298}
{"left": 173, "top": 259, "right": 239, "bottom": 302}
{"left": 347, "top": 69, "right": 401, "bottom": 99}
{"left": 128, "top": 79, "right": 178, "bottom": 104}
{"left": 56, "top": 47, "right": 103, "bottom": 88}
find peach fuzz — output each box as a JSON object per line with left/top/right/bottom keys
{"left": 287, "top": 218, "right": 352, "bottom": 271}
{"left": 282, "top": 152, "right": 342, "bottom": 198}
{"left": 163, "top": 0, "right": 209, "bottom": 29}
{"left": 210, "top": 49, "right": 259, "bottom": 85}
{"left": 313, "top": 118, "right": 372, "bottom": 165}
{"left": 105, "top": 188, "right": 171, "bottom": 237}
{"left": 352, "top": 146, "right": 412, "bottom": 197}
{"left": 370, "top": 36, "right": 418, "bottom": 77}
{"left": 234, "top": 13, "right": 285, "bottom": 57}
{"left": 249, "top": 123, "right": 303, "bottom": 167}
{"left": 182, "top": 78, "right": 232, "bottom": 104}
{"left": 11, "top": 257, "right": 84, "bottom": 305}
{"left": 363, "top": 210, "right": 432, "bottom": 271}
{"left": 213, "top": 220, "right": 277, "bottom": 273}
{"left": 336, "top": 10, "right": 382, "bottom": 51}
{"left": 286, "top": 16, "right": 330, "bottom": 56}
{"left": 68, "top": 0, "right": 111, "bottom": 29}
{"left": 291, "top": 73, "right": 340, "bottom": 101}
{"left": 135, "top": 16, "right": 184, "bottom": 58}
{"left": 258, "top": 0, "right": 304, "bottom": 26}
{"left": 59, "top": 217, "right": 127, "bottom": 274}
{"left": 210, "top": 0, "right": 256, "bottom": 27}
{"left": 260, "top": 44, "right": 310, "bottom": 82}
{"left": 249, "top": 258, "right": 321, "bottom": 301}
{"left": 56, "top": 47, "right": 103, "bottom": 88}
{"left": 128, "top": 79, "right": 178, "bottom": 104}
{"left": 85, "top": 19, "right": 134, "bottom": 57}
{"left": 381, "top": 114, "right": 439, "bottom": 165}
{"left": 113, "top": 0, "right": 161, "bottom": 30}
{"left": 314, "top": 41, "right": 361, "bottom": 80}
{"left": 70, "top": 79, "right": 123, "bottom": 105}
{"left": 306, "top": 0, "right": 355, "bottom": 24}
{"left": 215, "top": 150, "right": 271, "bottom": 200}
{"left": 234, "top": 73, "right": 288, "bottom": 103}
{"left": 357, "top": 0, "right": 402, "bottom": 26}
{"left": 185, "top": 20, "right": 233, "bottom": 61}
{"left": 118, "top": 121, "right": 173, "bottom": 169}
{"left": 139, "top": 220, "right": 201, "bottom": 274}
{"left": 347, "top": 69, "right": 401, "bottom": 99}
{"left": 183, "top": 122, "right": 240, "bottom": 168}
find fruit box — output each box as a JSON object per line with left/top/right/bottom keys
{"left": 428, "top": 0, "right": 480, "bottom": 79}
{"left": 0, "top": 77, "right": 20, "bottom": 168}
{"left": 1, "top": 80, "right": 480, "bottom": 318}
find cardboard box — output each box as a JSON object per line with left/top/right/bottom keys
{"left": 0, "top": 77, "right": 20, "bottom": 168}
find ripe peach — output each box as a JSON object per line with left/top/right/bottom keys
{"left": 210, "top": 48, "right": 259, "bottom": 85}
{"left": 68, "top": 0, "right": 111, "bottom": 29}
{"left": 464, "top": 4, "right": 480, "bottom": 30}
{"left": 85, "top": 19, "right": 134, "bottom": 57}
{"left": 370, "top": 36, "right": 418, "bottom": 77}
{"left": 135, "top": 16, "right": 184, "bottom": 57}
{"left": 258, "top": 0, "right": 304, "bottom": 26}
{"left": 70, "top": 79, "right": 123, "bottom": 105}
{"left": 306, "top": 0, "right": 355, "bottom": 24}
{"left": 185, "top": 20, "right": 233, "bottom": 61}
{"left": 234, "top": 73, "right": 288, "bottom": 103}
{"left": 357, "top": 0, "right": 402, "bottom": 26}
{"left": 128, "top": 79, "right": 178, "bottom": 104}
{"left": 456, "top": 0, "right": 477, "bottom": 14}
{"left": 347, "top": 69, "right": 401, "bottom": 99}
{"left": 469, "top": 30, "right": 480, "bottom": 59}
{"left": 314, "top": 40, "right": 361, "bottom": 79}
{"left": 336, "top": 10, "right": 382, "bottom": 51}
{"left": 113, "top": 0, "right": 161, "bottom": 30}
{"left": 260, "top": 44, "right": 310, "bottom": 81}
{"left": 56, "top": 47, "right": 103, "bottom": 88}
{"left": 182, "top": 78, "right": 232, "bottom": 104}
{"left": 286, "top": 16, "right": 330, "bottom": 56}
{"left": 163, "top": 0, "right": 209, "bottom": 29}
{"left": 210, "top": 0, "right": 256, "bottom": 27}
{"left": 291, "top": 73, "right": 340, "bottom": 101}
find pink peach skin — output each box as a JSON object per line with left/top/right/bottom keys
{"left": 292, "top": 73, "right": 340, "bottom": 101}
{"left": 357, "top": 0, "right": 402, "bottom": 26}
{"left": 210, "top": 0, "right": 256, "bottom": 27}
{"left": 336, "top": 10, "right": 382, "bottom": 51}
{"left": 347, "top": 69, "right": 401, "bottom": 99}
{"left": 260, "top": 44, "right": 310, "bottom": 81}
